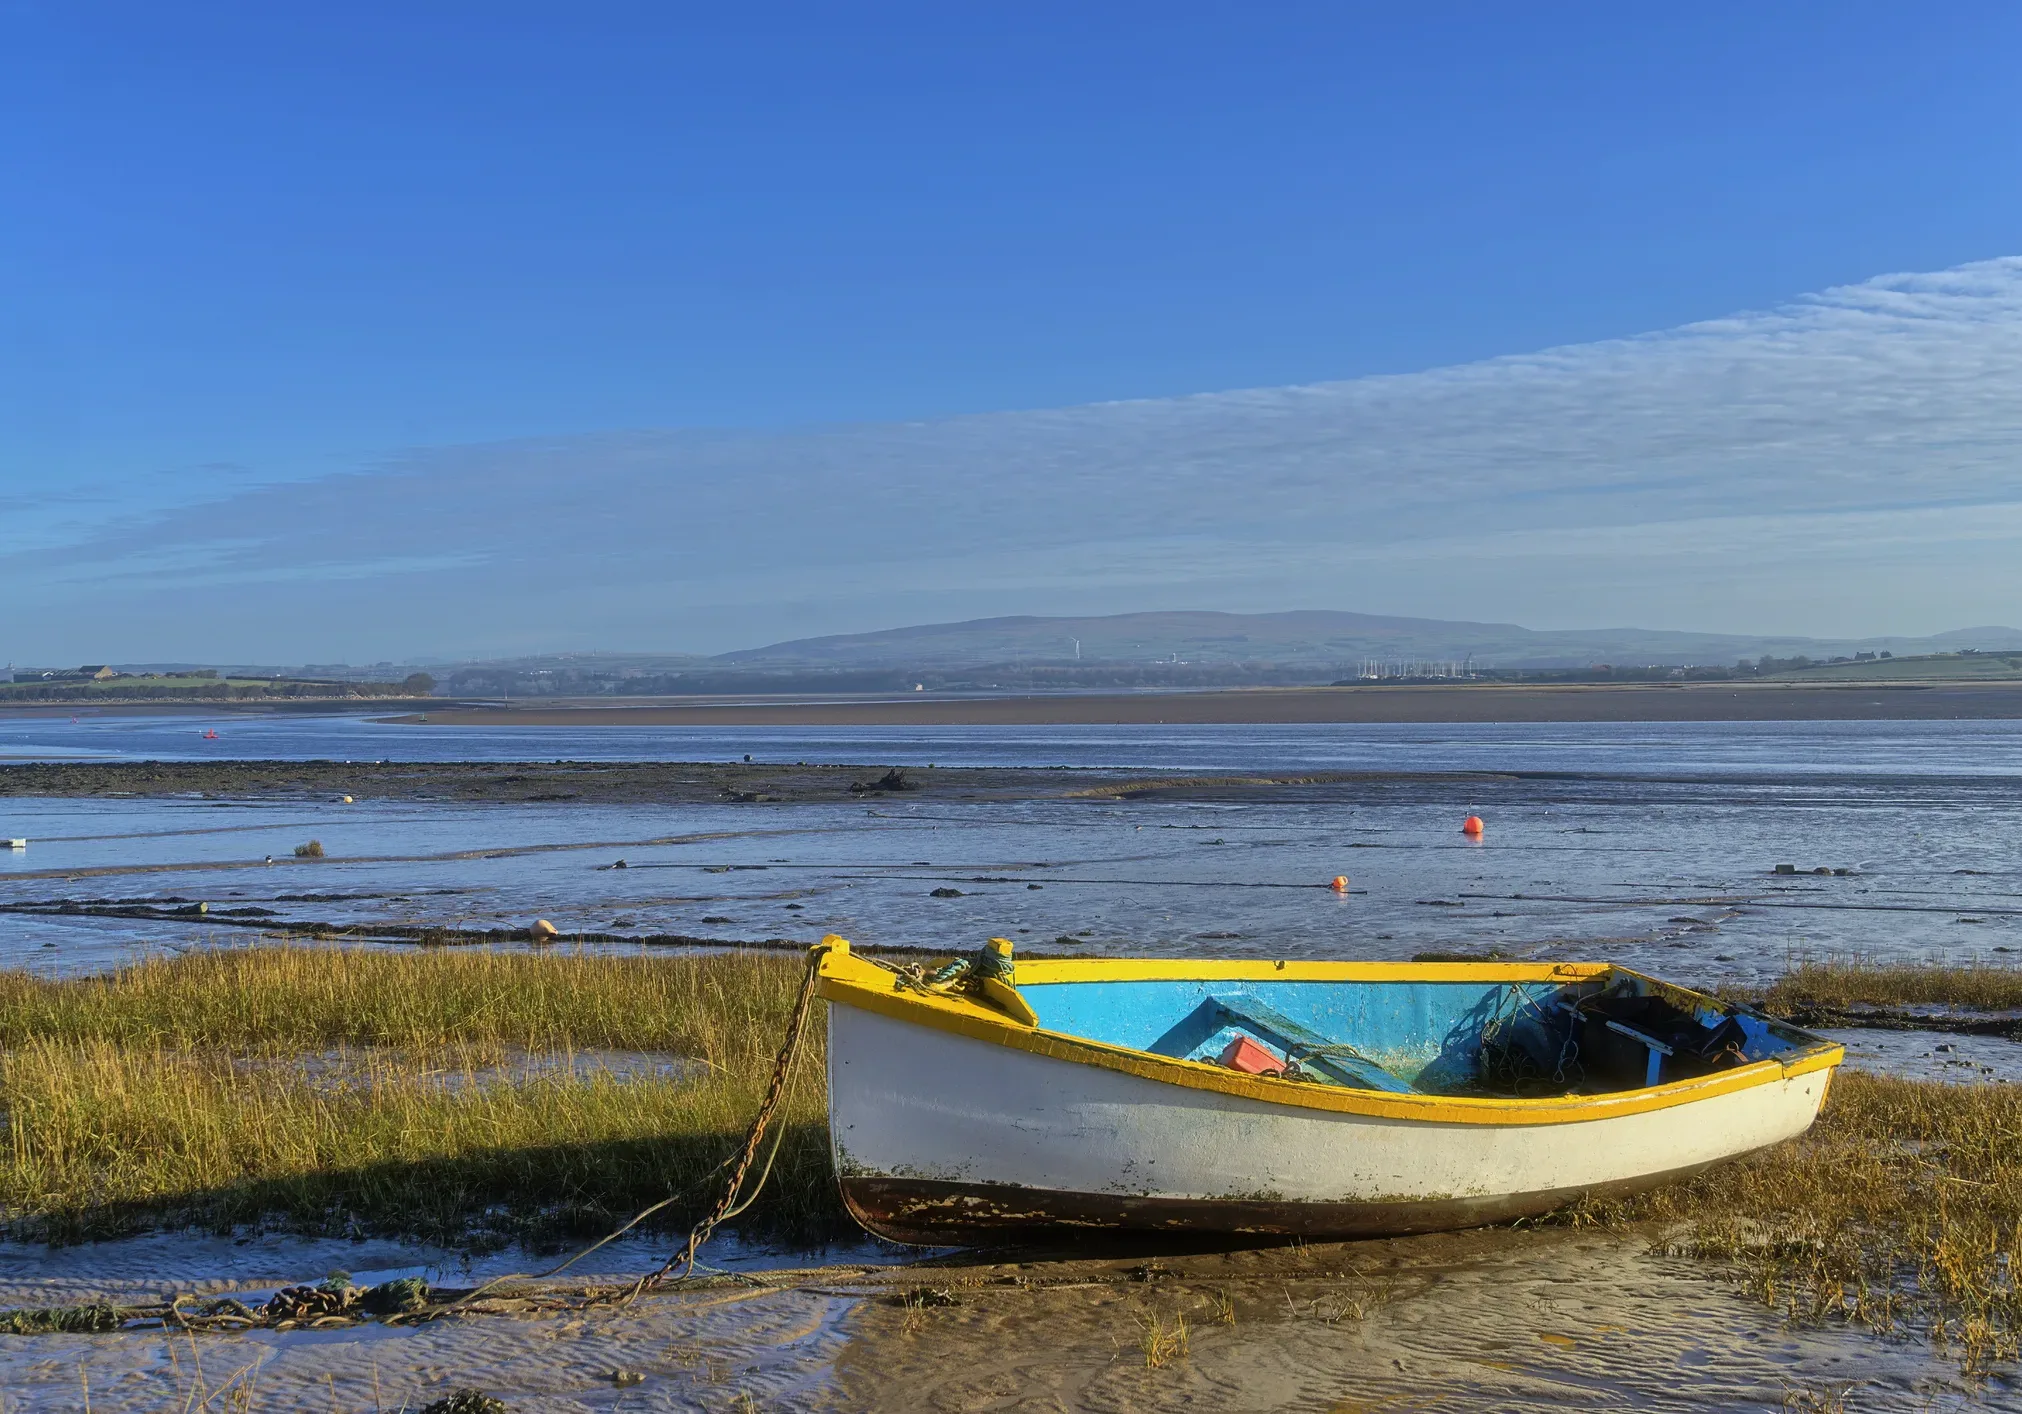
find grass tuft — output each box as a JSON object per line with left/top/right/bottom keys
{"left": 1136, "top": 1305, "right": 1190, "bottom": 1368}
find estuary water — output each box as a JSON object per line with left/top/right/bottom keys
{"left": 9, "top": 709, "right": 2022, "bottom": 774}
{"left": 3, "top": 716, "right": 2020, "bottom": 988}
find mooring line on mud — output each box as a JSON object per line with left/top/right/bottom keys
{"left": 1454, "top": 891, "right": 2022, "bottom": 916}
{"left": 0, "top": 1257, "right": 1432, "bottom": 1338}
{"left": 831, "top": 873, "right": 1366, "bottom": 890}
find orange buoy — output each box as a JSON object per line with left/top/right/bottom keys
{"left": 1329, "top": 875, "right": 1350, "bottom": 892}
{"left": 1461, "top": 815, "right": 1484, "bottom": 835}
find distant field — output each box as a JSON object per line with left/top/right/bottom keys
{"left": 1773, "top": 652, "right": 2022, "bottom": 683}
{"left": 410, "top": 680, "right": 2022, "bottom": 725}
{"left": 0, "top": 675, "right": 416, "bottom": 701}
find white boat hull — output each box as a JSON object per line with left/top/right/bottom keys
{"left": 827, "top": 1000, "right": 1832, "bottom": 1243}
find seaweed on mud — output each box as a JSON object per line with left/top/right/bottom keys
{"left": 850, "top": 768, "right": 917, "bottom": 794}
{"left": 0, "top": 1301, "right": 123, "bottom": 1334}
{"left": 419, "top": 1392, "right": 510, "bottom": 1414}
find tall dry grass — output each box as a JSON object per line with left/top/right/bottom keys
{"left": 0, "top": 944, "right": 806, "bottom": 1056}
{"left": 0, "top": 947, "right": 840, "bottom": 1245}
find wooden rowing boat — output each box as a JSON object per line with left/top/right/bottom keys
{"left": 816, "top": 937, "right": 1842, "bottom": 1245}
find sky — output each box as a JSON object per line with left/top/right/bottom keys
{"left": 5, "top": 2, "right": 2022, "bottom": 663}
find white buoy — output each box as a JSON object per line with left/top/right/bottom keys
{"left": 3, "top": 838, "right": 25, "bottom": 849}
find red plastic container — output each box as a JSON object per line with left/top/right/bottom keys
{"left": 1218, "top": 1034, "right": 1285, "bottom": 1077}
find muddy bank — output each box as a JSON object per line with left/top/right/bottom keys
{"left": 390, "top": 680, "right": 2022, "bottom": 726}
{"left": 0, "top": 759, "right": 1534, "bottom": 806}
{"left": 0, "top": 759, "right": 1115, "bottom": 804}
{"left": 0, "top": 895, "right": 959, "bottom": 958}
{"left": 1772, "top": 1002, "right": 2022, "bottom": 1040}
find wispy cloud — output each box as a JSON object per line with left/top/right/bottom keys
{"left": 10, "top": 257, "right": 2022, "bottom": 659}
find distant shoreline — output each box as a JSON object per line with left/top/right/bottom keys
{"left": 0, "top": 696, "right": 437, "bottom": 717}
{"left": 8, "top": 682, "right": 2022, "bottom": 728}
{"left": 384, "top": 682, "right": 2022, "bottom": 726}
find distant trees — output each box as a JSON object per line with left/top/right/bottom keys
{"left": 402, "top": 672, "right": 437, "bottom": 695}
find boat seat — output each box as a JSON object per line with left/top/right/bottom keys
{"left": 1603, "top": 1018, "right": 1672, "bottom": 1088}
{"left": 1205, "top": 996, "right": 1417, "bottom": 1094}
{"left": 1568, "top": 997, "right": 1753, "bottom": 1088}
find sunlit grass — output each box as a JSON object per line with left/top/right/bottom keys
{"left": 1756, "top": 956, "right": 2022, "bottom": 1012}
{"left": 0, "top": 947, "right": 841, "bottom": 1245}
{"left": 0, "top": 944, "right": 804, "bottom": 1055}
{"left": 1564, "top": 1073, "right": 2022, "bottom": 1374}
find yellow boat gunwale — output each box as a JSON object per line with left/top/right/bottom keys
{"left": 815, "top": 937, "right": 1844, "bottom": 1127}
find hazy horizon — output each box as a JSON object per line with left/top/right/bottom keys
{"left": 25, "top": 604, "right": 2022, "bottom": 678}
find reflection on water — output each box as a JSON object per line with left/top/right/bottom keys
{"left": 1825, "top": 1027, "right": 2022, "bottom": 1084}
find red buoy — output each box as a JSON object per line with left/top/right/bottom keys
{"left": 1461, "top": 815, "right": 1484, "bottom": 835}
{"left": 1329, "top": 875, "right": 1350, "bottom": 892}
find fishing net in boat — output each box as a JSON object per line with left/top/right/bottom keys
{"left": 1477, "top": 979, "right": 1755, "bottom": 1097}
{"left": 1477, "top": 983, "right": 1586, "bottom": 1097}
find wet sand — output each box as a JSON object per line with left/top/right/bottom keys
{"left": 0, "top": 1228, "right": 1972, "bottom": 1411}
{"left": 835, "top": 1232, "right": 1965, "bottom": 1412}
{"left": 394, "top": 681, "right": 2022, "bottom": 726}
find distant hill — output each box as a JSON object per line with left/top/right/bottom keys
{"left": 125, "top": 615, "right": 2019, "bottom": 699}
{"left": 718, "top": 611, "right": 2022, "bottom": 671}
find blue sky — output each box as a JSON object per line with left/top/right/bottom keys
{"left": 6, "top": 3, "right": 2022, "bottom": 661}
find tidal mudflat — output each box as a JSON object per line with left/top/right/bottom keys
{"left": 0, "top": 716, "right": 2019, "bottom": 1408}
{"left": 6, "top": 725, "right": 2022, "bottom": 991}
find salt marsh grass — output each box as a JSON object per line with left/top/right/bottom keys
{"left": 0, "top": 944, "right": 806, "bottom": 1054}
{"left": 0, "top": 946, "right": 842, "bottom": 1245}
{"left": 1575, "top": 1073, "right": 2022, "bottom": 1374}
{"left": 1759, "top": 957, "right": 2022, "bottom": 1012}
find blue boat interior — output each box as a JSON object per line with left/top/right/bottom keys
{"left": 1018, "top": 971, "right": 1810, "bottom": 1096}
